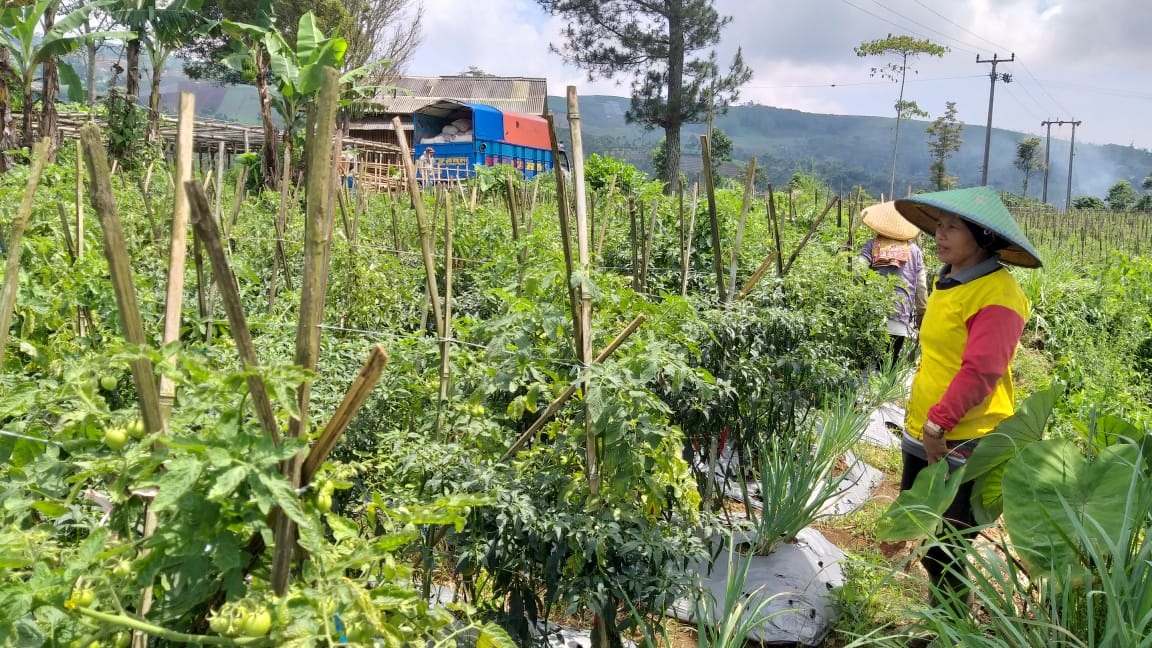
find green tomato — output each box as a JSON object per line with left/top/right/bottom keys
{"left": 208, "top": 613, "right": 230, "bottom": 635}
{"left": 111, "top": 631, "right": 130, "bottom": 648}
{"left": 126, "top": 418, "right": 146, "bottom": 439}
{"left": 112, "top": 558, "right": 132, "bottom": 578}
{"left": 99, "top": 375, "right": 118, "bottom": 391}
{"left": 103, "top": 426, "right": 128, "bottom": 451}
{"left": 72, "top": 587, "right": 95, "bottom": 607}
{"left": 239, "top": 609, "right": 273, "bottom": 637}
{"left": 316, "top": 492, "right": 333, "bottom": 513}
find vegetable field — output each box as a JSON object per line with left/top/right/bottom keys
{"left": 3, "top": 89, "right": 1152, "bottom": 648}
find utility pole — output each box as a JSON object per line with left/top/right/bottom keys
{"left": 1065, "top": 120, "right": 1082, "bottom": 211}
{"left": 977, "top": 53, "right": 1014, "bottom": 186}
{"left": 1040, "top": 119, "right": 1077, "bottom": 204}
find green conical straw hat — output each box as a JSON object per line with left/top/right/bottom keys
{"left": 895, "top": 186, "right": 1042, "bottom": 268}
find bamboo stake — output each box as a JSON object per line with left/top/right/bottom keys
{"left": 300, "top": 344, "right": 389, "bottom": 485}
{"left": 680, "top": 183, "right": 699, "bottom": 297}
{"left": 159, "top": 92, "right": 194, "bottom": 416}
{"left": 435, "top": 193, "right": 454, "bottom": 438}
{"left": 214, "top": 141, "right": 225, "bottom": 225}
{"left": 628, "top": 196, "right": 640, "bottom": 291}
{"left": 501, "top": 314, "right": 646, "bottom": 461}
{"left": 75, "top": 139, "right": 84, "bottom": 263}
{"left": 81, "top": 125, "right": 167, "bottom": 648}
{"left": 594, "top": 174, "right": 616, "bottom": 260}
{"left": 700, "top": 134, "right": 726, "bottom": 302}
{"left": 567, "top": 86, "right": 597, "bottom": 497}
{"left": 768, "top": 184, "right": 784, "bottom": 277}
{"left": 640, "top": 198, "right": 657, "bottom": 293}
{"left": 0, "top": 138, "right": 51, "bottom": 373}
{"left": 726, "top": 158, "right": 756, "bottom": 303}
{"left": 139, "top": 162, "right": 160, "bottom": 244}
{"left": 269, "top": 145, "right": 293, "bottom": 310}
{"left": 677, "top": 179, "right": 685, "bottom": 288}
{"left": 546, "top": 114, "right": 582, "bottom": 358}
{"left": 737, "top": 251, "right": 780, "bottom": 300}
{"left": 273, "top": 68, "right": 339, "bottom": 597}
{"left": 392, "top": 115, "right": 443, "bottom": 337}
{"left": 226, "top": 164, "right": 249, "bottom": 237}
{"left": 55, "top": 203, "right": 76, "bottom": 262}
{"left": 186, "top": 182, "right": 279, "bottom": 442}
{"left": 781, "top": 197, "right": 839, "bottom": 276}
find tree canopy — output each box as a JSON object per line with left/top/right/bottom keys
{"left": 855, "top": 34, "right": 947, "bottom": 199}
{"left": 1013, "top": 136, "right": 1044, "bottom": 197}
{"left": 537, "top": 0, "right": 751, "bottom": 188}
{"left": 925, "top": 101, "right": 963, "bottom": 191}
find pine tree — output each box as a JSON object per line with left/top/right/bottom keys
{"left": 537, "top": 0, "right": 751, "bottom": 188}
{"left": 925, "top": 101, "right": 963, "bottom": 190}
{"left": 855, "top": 34, "right": 947, "bottom": 198}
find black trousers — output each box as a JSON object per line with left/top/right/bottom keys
{"left": 901, "top": 451, "right": 977, "bottom": 605}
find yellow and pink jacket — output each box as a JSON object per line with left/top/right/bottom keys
{"left": 906, "top": 263, "right": 1030, "bottom": 441}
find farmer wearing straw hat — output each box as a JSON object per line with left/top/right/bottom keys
{"left": 894, "top": 186, "right": 1042, "bottom": 612}
{"left": 859, "top": 201, "right": 928, "bottom": 366}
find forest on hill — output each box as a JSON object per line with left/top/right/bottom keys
{"left": 548, "top": 95, "right": 1152, "bottom": 201}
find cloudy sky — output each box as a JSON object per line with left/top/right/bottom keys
{"left": 406, "top": 0, "right": 1152, "bottom": 151}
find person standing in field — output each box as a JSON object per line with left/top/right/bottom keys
{"left": 417, "top": 147, "right": 436, "bottom": 188}
{"left": 858, "top": 201, "right": 928, "bottom": 367}
{"left": 894, "top": 186, "right": 1042, "bottom": 612}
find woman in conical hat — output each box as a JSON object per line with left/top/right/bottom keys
{"left": 859, "top": 201, "right": 927, "bottom": 367}
{"left": 892, "top": 186, "right": 1041, "bottom": 612}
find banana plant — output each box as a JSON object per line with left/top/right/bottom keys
{"left": 262, "top": 12, "right": 380, "bottom": 139}
{"left": 107, "top": 0, "right": 207, "bottom": 140}
{"left": 0, "top": 0, "right": 133, "bottom": 148}
{"left": 223, "top": 12, "right": 380, "bottom": 159}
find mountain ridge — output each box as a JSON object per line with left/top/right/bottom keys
{"left": 547, "top": 95, "right": 1152, "bottom": 201}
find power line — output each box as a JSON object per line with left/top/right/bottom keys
{"left": 1030, "top": 78, "right": 1152, "bottom": 101}
{"left": 906, "top": 0, "right": 1010, "bottom": 52}
{"left": 835, "top": 0, "right": 946, "bottom": 45}
{"left": 1017, "top": 62, "right": 1074, "bottom": 115}
{"left": 739, "top": 73, "right": 985, "bottom": 90}
{"left": 1000, "top": 85, "right": 1044, "bottom": 124}
{"left": 863, "top": 0, "right": 985, "bottom": 54}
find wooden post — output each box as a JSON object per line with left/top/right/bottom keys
{"left": 726, "top": 158, "right": 756, "bottom": 303}
{"left": 81, "top": 125, "right": 167, "bottom": 648}
{"left": 782, "top": 197, "right": 839, "bottom": 276}
{"left": 700, "top": 134, "right": 726, "bottom": 302}
{"left": 214, "top": 141, "right": 225, "bottom": 225}
{"left": 273, "top": 68, "right": 339, "bottom": 597}
{"left": 737, "top": 251, "right": 780, "bottom": 300}
{"left": 300, "top": 345, "right": 389, "bottom": 485}
{"left": 546, "top": 114, "right": 582, "bottom": 358}
{"left": 768, "top": 184, "right": 784, "bottom": 277}
{"left": 680, "top": 182, "right": 699, "bottom": 297}
{"left": 566, "top": 86, "right": 597, "bottom": 496}
{"left": 501, "top": 314, "right": 646, "bottom": 461}
{"left": 55, "top": 203, "right": 76, "bottom": 262}
{"left": 392, "top": 115, "right": 444, "bottom": 337}
{"left": 159, "top": 92, "right": 194, "bottom": 416}
{"left": 186, "top": 182, "right": 279, "bottom": 443}
{"left": 0, "top": 138, "right": 52, "bottom": 373}
{"left": 640, "top": 199, "right": 657, "bottom": 293}
{"left": 269, "top": 145, "right": 293, "bottom": 310}
{"left": 435, "top": 194, "right": 454, "bottom": 438}
{"left": 628, "top": 196, "right": 640, "bottom": 291}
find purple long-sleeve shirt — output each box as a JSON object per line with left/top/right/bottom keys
{"left": 860, "top": 238, "right": 928, "bottom": 336}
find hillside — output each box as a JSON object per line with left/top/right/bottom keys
{"left": 548, "top": 95, "right": 1152, "bottom": 201}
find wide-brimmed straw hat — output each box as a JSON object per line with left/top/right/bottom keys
{"left": 895, "top": 186, "right": 1042, "bottom": 268}
{"left": 861, "top": 201, "right": 920, "bottom": 240}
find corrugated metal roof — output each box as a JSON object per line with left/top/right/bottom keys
{"left": 368, "top": 76, "right": 548, "bottom": 116}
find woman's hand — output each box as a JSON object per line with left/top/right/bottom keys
{"left": 922, "top": 420, "right": 948, "bottom": 464}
